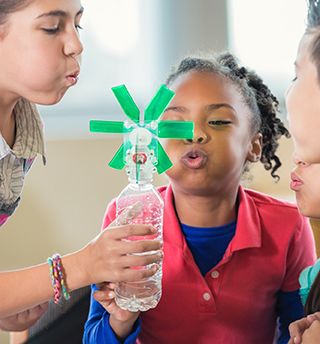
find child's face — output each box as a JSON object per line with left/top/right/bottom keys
{"left": 286, "top": 32, "right": 320, "bottom": 163}
{"left": 291, "top": 160, "right": 320, "bottom": 218}
{"left": 0, "top": 0, "right": 83, "bottom": 105}
{"left": 161, "top": 71, "right": 261, "bottom": 196}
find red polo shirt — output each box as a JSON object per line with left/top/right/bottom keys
{"left": 103, "top": 185, "right": 316, "bottom": 344}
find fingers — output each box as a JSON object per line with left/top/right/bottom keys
{"left": 93, "top": 286, "right": 115, "bottom": 311}
{"left": 121, "top": 265, "right": 159, "bottom": 282}
{"left": 289, "top": 316, "right": 314, "bottom": 344}
{"left": 108, "top": 203, "right": 143, "bottom": 227}
{"left": 301, "top": 319, "right": 320, "bottom": 342}
{"left": 94, "top": 290, "right": 114, "bottom": 303}
{"left": 119, "top": 240, "right": 162, "bottom": 255}
{"left": 289, "top": 321, "right": 303, "bottom": 344}
{"left": 120, "top": 252, "right": 162, "bottom": 268}
{"left": 108, "top": 224, "right": 157, "bottom": 240}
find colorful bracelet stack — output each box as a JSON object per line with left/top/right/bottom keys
{"left": 47, "top": 253, "right": 71, "bottom": 304}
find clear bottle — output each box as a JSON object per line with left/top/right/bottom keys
{"left": 115, "top": 181, "right": 163, "bottom": 312}
{"left": 114, "top": 131, "right": 164, "bottom": 312}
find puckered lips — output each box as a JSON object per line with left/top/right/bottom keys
{"left": 66, "top": 70, "right": 80, "bottom": 85}
{"left": 290, "top": 171, "right": 303, "bottom": 191}
{"left": 181, "top": 149, "right": 208, "bottom": 169}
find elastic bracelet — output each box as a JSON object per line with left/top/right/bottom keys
{"left": 47, "top": 256, "right": 61, "bottom": 304}
{"left": 52, "top": 253, "right": 71, "bottom": 301}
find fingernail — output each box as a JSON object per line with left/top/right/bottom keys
{"left": 150, "top": 226, "right": 157, "bottom": 233}
{"left": 128, "top": 202, "right": 143, "bottom": 217}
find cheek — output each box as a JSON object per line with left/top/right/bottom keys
{"left": 286, "top": 83, "right": 301, "bottom": 122}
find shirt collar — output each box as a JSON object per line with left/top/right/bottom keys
{"left": 0, "top": 135, "right": 11, "bottom": 159}
{"left": 0, "top": 98, "right": 46, "bottom": 163}
{"left": 164, "top": 184, "right": 262, "bottom": 251}
{"left": 227, "top": 186, "right": 262, "bottom": 252}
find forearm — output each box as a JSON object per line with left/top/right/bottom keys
{"left": 0, "top": 263, "right": 52, "bottom": 318}
{"left": 0, "top": 249, "right": 88, "bottom": 318}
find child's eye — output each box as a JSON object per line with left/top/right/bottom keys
{"left": 208, "top": 120, "right": 231, "bottom": 126}
{"left": 42, "top": 27, "right": 60, "bottom": 35}
{"left": 291, "top": 76, "right": 297, "bottom": 82}
{"left": 75, "top": 24, "right": 83, "bottom": 31}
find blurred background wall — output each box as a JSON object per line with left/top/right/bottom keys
{"left": 0, "top": 0, "right": 313, "bottom": 342}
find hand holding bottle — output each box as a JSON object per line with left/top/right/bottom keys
{"left": 94, "top": 282, "right": 140, "bottom": 339}
{"left": 81, "top": 220, "right": 162, "bottom": 285}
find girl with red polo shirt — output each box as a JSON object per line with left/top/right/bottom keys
{"left": 84, "top": 52, "right": 316, "bottom": 344}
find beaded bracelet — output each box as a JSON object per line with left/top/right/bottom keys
{"left": 47, "top": 253, "right": 70, "bottom": 304}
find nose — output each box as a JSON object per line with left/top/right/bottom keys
{"left": 185, "top": 126, "right": 208, "bottom": 144}
{"left": 293, "top": 154, "right": 309, "bottom": 167}
{"left": 63, "top": 28, "right": 84, "bottom": 58}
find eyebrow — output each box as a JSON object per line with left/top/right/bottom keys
{"left": 36, "top": 7, "right": 84, "bottom": 20}
{"left": 206, "top": 103, "right": 236, "bottom": 113}
{"left": 165, "top": 103, "right": 236, "bottom": 114}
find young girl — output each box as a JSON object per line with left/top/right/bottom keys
{"left": 285, "top": 1, "right": 320, "bottom": 343}
{"left": 286, "top": 0, "right": 320, "bottom": 164}
{"left": 0, "top": 0, "right": 161, "bottom": 332}
{"left": 83, "top": 52, "right": 316, "bottom": 344}
{"left": 287, "top": 162, "right": 320, "bottom": 344}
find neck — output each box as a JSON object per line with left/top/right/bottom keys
{"left": 0, "top": 98, "right": 19, "bottom": 148}
{"left": 172, "top": 185, "right": 239, "bottom": 228}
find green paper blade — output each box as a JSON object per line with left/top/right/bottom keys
{"left": 144, "top": 85, "right": 175, "bottom": 122}
{"left": 109, "top": 144, "right": 126, "bottom": 170}
{"left": 156, "top": 142, "right": 173, "bottom": 174}
{"left": 112, "top": 85, "right": 140, "bottom": 123}
{"left": 158, "top": 120, "right": 194, "bottom": 139}
{"left": 90, "top": 120, "right": 125, "bottom": 133}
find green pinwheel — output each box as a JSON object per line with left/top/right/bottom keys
{"left": 90, "top": 84, "right": 194, "bottom": 180}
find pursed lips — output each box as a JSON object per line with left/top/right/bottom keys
{"left": 181, "top": 149, "right": 208, "bottom": 169}
{"left": 290, "top": 171, "right": 303, "bottom": 191}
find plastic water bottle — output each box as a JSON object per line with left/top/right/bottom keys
{"left": 114, "top": 149, "right": 164, "bottom": 312}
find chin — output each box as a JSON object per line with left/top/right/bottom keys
{"left": 297, "top": 203, "right": 320, "bottom": 218}
{"left": 35, "top": 93, "right": 66, "bottom": 105}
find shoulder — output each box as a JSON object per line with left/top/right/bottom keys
{"left": 242, "top": 188, "right": 308, "bottom": 230}
{"left": 244, "top": 188, "right": 299, "bottom": 213}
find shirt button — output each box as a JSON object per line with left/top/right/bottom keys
{"left": 211, "top": 270, "right": 220, "bottom": 279}
{"left": 203, "top": 292, "right": 211, "bottom": 301}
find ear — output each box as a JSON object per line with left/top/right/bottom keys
{"left": 0, "top": 23, "right": 9, "bottom": 41}
{"left": 246, "top": 133, "right": 262, "bottom": 163}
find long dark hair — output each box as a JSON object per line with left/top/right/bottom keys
{"left": 166, "top": 52, "right": 290, "bottom": 181}
{"left": 305, "top": 272, "right": 320, "bottom": 314}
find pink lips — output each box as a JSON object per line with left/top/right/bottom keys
{"left": 290, "top": 172, "right": 303, "bottom": 191}
{"left": 66, "top": 70, "right": 80, "bottom": 85}
{"left": 181, "top": 149, "right": 208, "bottom": 169}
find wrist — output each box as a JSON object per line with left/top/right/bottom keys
{"left": 109, "top": 313, "right": 139, "bottom": 339}
{"left": 60, "top": 246, "right": 91, "bottom": 291}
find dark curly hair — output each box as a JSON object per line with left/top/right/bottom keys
{"left": 306, "top": 0, "right": 320, "bottom": 82}
{"left": 166, "top": 52, "right": 290, "bottom": 181}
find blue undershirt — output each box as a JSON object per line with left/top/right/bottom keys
{"left": 83, "top": 221, "right": 304, "bottom": 344}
